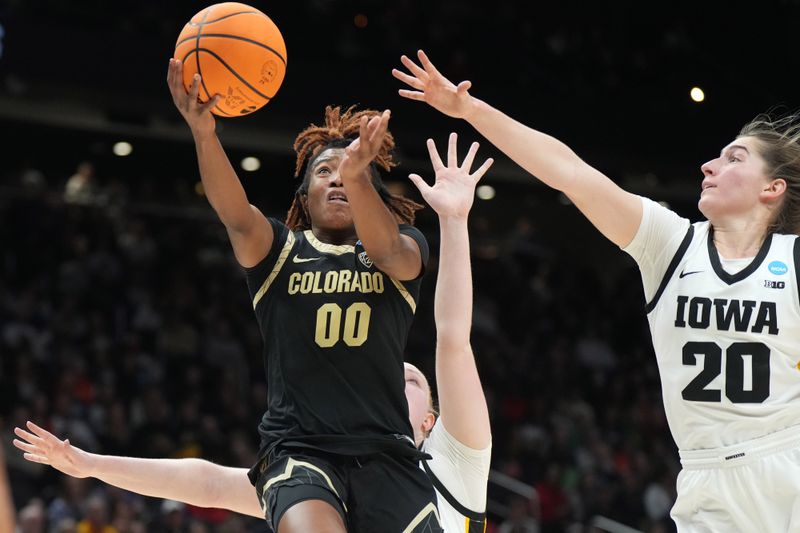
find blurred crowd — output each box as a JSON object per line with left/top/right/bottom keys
{"left": 2, "top": 160, "right": 680, "bottom": 533}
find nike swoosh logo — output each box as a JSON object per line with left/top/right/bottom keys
{"left": 293, "top": 254, "right": 321, "bottom": 263}
{"left": 679, "top": 270, "right": 703, "bottom": 278}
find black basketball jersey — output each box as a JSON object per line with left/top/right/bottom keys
{"left": 244, "top": 218, "right": 429, "bottom": 470}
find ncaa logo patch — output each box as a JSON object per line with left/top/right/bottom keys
{"left": 358, "top": 251, "right": 373, "bottom": 269}
{"left": 768, "top": 261, "right": 788, "bottom": 275}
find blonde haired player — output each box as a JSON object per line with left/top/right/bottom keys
{"left": 393, "top": 50, "right": 800, "bottom": 532}
{"left": 14, "top": 133, "right": 493, "bottom": 533}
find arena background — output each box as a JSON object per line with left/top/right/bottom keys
{"left": 2, "top": 1, "right": 800, "bottom": 532}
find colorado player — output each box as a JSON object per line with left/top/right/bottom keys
{"left": 14, "top": 134, "right": 494, "bottom": 532}
{"left": 394, "top": 49, "right": 800, "bottom": 532}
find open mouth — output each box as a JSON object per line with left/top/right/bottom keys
{"left": 328, "top": 192, "right": 349, "bottom": 204}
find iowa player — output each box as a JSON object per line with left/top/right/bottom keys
{"left": 167, "top": 57, "right": 438, "bottom": 532}
{"left": 14, "top": 134, "right": 495, "bottom": 532}
{"left": 395, "top": 50, "right": 800, "bottom": 532}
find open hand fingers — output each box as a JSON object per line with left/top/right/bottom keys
{"left": 12, "top": 438, "right": 40, "bottom": 456}
{"left": 407, "top": 173, "right": 431, "bottom": 196}
{"left": 447, "top": 132, "right": 458, "bottom": 168}
{"left": 15, "top": 425, "right": 46, "bottom": 447}
{"left": 416, "top": 50, "right": 442, "bottom": 78}
{"left": 398, "top": 89, "right": 426, "bottom": 102}
{"left": 400, "top": 55, "right": 429, "bottom": 83}
{"left": 426, "top": 138, "right": 445, "bottom": 171}
{"left": 391, "top": 68, "right": 424, "bottom": 91}
{"left": 26, "top": 420, "right": 56, "bottom": 442}
{"left": 368, "top": 110, "right": 390, "bottom": 144}
{"left": 461, "top": 141, "right": 480, "bottom": 172}
{"left": 200, "top": 94, "right": 221, "bottom": 114}
{"left": 188, "top": 73, "right": 202, "bottom": 104}
{"left": 471, "top": 157, "right": 495, "bottom": 182}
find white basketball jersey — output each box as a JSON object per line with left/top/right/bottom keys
{"left": 421, "top": 421, "right": 490, "bottom": 533}
{"left": 627, "top": 199, "right": 800, "bottom": 451}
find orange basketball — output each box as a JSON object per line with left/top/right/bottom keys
{"left": 174, "top": 2, "right": 287, "bottom": 117}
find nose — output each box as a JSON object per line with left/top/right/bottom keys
{"left": 701, "top": 158, "right": 718, "bottom": 177}
{"left": 329, "top": 170, "right": 343, "bottom": 187}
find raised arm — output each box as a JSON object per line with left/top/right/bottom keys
{"left": 393, "top": 50, "right": 642, "bottom": 248}
{"left": 338, "top": 111, "right": 423, "bottom": 280}
{"left": 408, "top": 133, "right": 493, "bottom": 449}
{"left": 13, "top": 422, "right": 262, "bottom": 519}
{"left": 0, "top": 441, "right": 15, "bottom": 533}
{"left": 167, "top": 59, "right": 272, "bottom": 267}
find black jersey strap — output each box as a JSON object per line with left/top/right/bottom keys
{"left": 794, "top": 237, "right": 800, "bottom": 305}
{"left": 645, "top": 225, "right": 694, "bottom": 314}
{"left": 420, "top": 460, "right": 485, "bottom": 523}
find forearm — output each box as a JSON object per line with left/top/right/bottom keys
{"left": 434, "top": 214, "right": 491, "bottom": 449}
{"left": 434, "top": 216, "right": 472, "bottom": 350}
{"left": 193, "top": 132, "right": 254, "bottom": 231}
{"left": 0, "top": 454, "right": 14, "bottom": 533}
{"left": 466, "top": 99, "right": 587, "bottom": 194}
{"left": 88, "top": 455, "right": 260, "bottom": 517}
{"left": 345, "top": 179, "right": 404, "bottom": 262}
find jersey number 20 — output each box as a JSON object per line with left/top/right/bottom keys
{"left": 682, "top": 341, "right": 770, "bottom": 403}
{"left": 315, "top": 302, "right": 371, "bottom": 348}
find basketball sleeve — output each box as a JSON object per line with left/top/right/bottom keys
{"left": 622, "top": 196, "right": 691, "bottom": 302}
{"left": 243, "top": 217, "right": 291, "bottom": 303}
{"left": 423, "top": 420, "right": 491, "bottom": 513}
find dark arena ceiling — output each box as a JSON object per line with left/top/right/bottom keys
{"left": 1, "top": 0, "right": 799, "bottom": 232}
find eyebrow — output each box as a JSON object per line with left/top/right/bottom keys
{"left": 721, "top": 144, "right": 750, "bottom": 156}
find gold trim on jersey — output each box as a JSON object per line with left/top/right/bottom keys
{"left": 252, "top": 232, "right": 296, "bottom": 309}
{"left": 261, "top": 457, "right": 347, "bottom": 512}
{"left": 401, "top": 502, "right": 441, "bottom": 533}
{"left": 304, "top": 230, "right": 355, "bottom": 255}
{"left": 390, "top": 277, "right": 416, "bottom": 313}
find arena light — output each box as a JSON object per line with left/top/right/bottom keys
{"left": 476, "top": 185, "right": 495, "bottom": 200}
{"left": 241, "top": 156, "right": 261, "bottom": 172}
{"left": 113, "top": 141, "right": 133, "bottom": 157}
{"left": 690, "top": 87, "right": 705, "bottom": 103}
{"left": 354, "top": 14, "right": 368, "bottom": 28}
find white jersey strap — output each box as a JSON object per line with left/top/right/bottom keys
{"left": 645, "top": 224, "right": 694, "bottom": 313}
{"left": 420, "top": 460, "right": 485, "bottom": 522}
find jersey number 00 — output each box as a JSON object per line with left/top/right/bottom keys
{"left": 315, "top": 302, "right": 372, "bottom": 348}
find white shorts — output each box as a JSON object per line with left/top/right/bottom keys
{"left": 671, "top": 424, "right": 800, "bottom": 533}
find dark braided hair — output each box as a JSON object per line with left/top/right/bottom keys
{"left": 285, "top": 105, "right": 423, "bottom": 231}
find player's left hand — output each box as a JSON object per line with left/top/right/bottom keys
{"left": 13, "top": 421, "right": 96, "bottom": 479}
{"left": 338, "top": 110, "right": 391, "bottom": 183}
{"left": 409, "top": 133, "right": 493, "bottom": 219}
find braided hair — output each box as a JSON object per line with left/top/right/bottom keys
{"left": 285, "top": 105, "right": 423, "bottom": 231}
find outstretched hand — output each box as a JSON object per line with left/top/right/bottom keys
{"left": 167, "top": 58, "right": 221, "bottom": 136}
{"left": 408, "top": 133, "right": 493, "bottom": 219}
{"left": 13, "top": 421, "right": 95, "bottom": 479}
{"left": 392, "top": 50, "right": 475, "bottom": 120}
{"left": 338, "top": 110, "right": 392, "bottom": 183}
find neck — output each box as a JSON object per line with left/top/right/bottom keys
{"left": 310, "top": 225, "right": 358, "bottom": 246}
{"left": 711, "top": 223, "right": 769, "bottom": 259}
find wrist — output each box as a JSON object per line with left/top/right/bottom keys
{"left": 462, "top": 97, "right": 484, "bottom": 123}
{"left": 438, "top": 212, "right": 470, "bottom": 225}
{"left": 191, "top": 128, "right": 217, "bottom": 143}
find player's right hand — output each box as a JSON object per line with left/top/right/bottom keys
{"left": 167, "top": 58, "right": 220, "bottom": 137}
{"left": 392, "top": 50, "right": 476, "bottom": 120}
{"left": 13, "top": 421, "right": 96, "bottom": 479}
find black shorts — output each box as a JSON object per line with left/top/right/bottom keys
{"left": 254, "top": 448, "right": 443, "bottom": 533}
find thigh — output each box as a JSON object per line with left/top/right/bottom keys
{"left": 348, "top": 454, "right": 442, "bottom": 533}
{"left": 278, "top": 499, "right": 346, "bottom": 533}
{"left": 255, "top": 453, "right": 348, "bottom": 532}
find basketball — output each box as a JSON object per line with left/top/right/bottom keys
{"left": 174, "top": 2, "right": 287, "bottom": 117}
